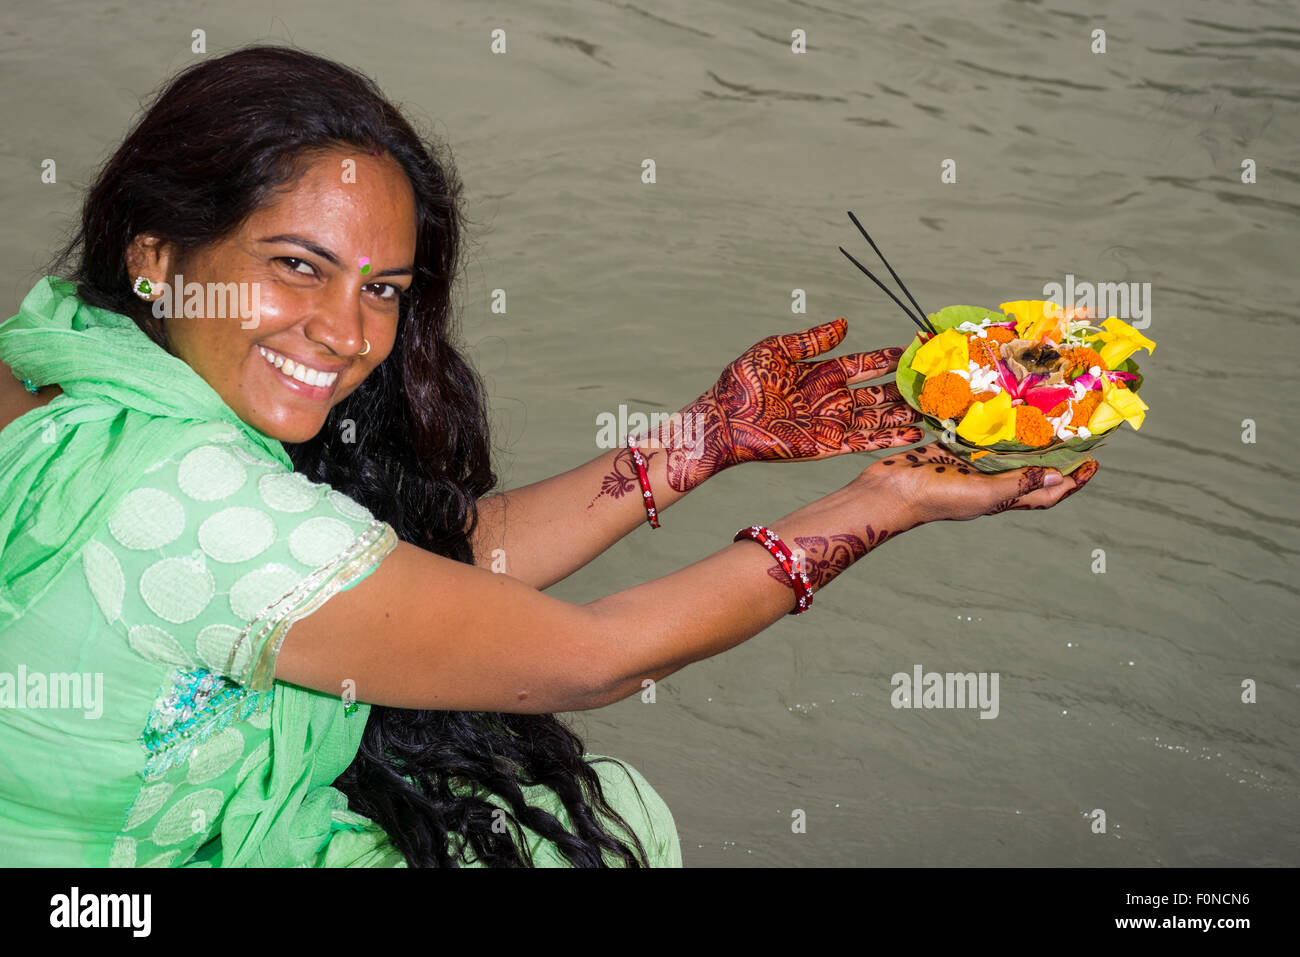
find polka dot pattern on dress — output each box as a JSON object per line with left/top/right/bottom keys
{"left": 258, "top": 471, "right": 320, "bottom": 512}
{"left": 186, "top": 727, "right": 246, "bottom": 784}
{"left": 229, "top": 563, "right": 300, "bottom": 621}
{"left": 198, "top": 506, "right": 275, "bottom": 563}
{"left": 91, "top": 429, "right": 396, "bottom": 868}
{"left": 128, "top": 624, "right": 194, "bottom": 668}
{"left": 177, "top": 445, "right": 246, "bottom": 501}
{"left": 108, "top": 488, "right": 185, "bottom": 550}
{"left": 140, "top": 556, "right": 215, "bottom": 624}
{"left": 289, "top": 516, "right": 358, "bottom": 566}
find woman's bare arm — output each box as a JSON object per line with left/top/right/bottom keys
{"left": 277, "top": 470, "right": 923, "bottom": 714}
{"left": 278, "top": 442, "right": 1094, "bottom": 715}
{"left": 466, "top": 323, "right": 922, "bottom": 590}
{"left": 468, "top": 409, "right": 704, "bottom": 590}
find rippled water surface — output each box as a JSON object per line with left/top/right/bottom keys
{"left": 2, "top": 0, "right": 1296, "bottom": 865}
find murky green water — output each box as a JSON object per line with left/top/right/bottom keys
{"left": 2, "top": 0, "right": 1296, "bottom": 865}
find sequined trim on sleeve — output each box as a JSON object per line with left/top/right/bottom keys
{"left": 230, "top": 520, "right": 397, "bottom": 693}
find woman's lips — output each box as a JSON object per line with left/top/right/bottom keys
{"left": 258, "top": 345, "right": 342, "bottom": 399}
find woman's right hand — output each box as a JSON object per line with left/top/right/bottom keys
{"left": 860, "top": 441, "right": 1100, "bottom": 523}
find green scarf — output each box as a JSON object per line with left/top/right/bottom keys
{"left": 0, "top": 276, "right": 291, "bottom": 627}
{"left": 0, "top": 276, "right": 400, "bottom": 867}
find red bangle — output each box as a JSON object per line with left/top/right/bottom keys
{"left": 627, "top": 435, "right": 660, "bottom": 529}
{"left": 733, "top": 525, "right": 813, "bottom": 615}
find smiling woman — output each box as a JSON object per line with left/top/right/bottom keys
{"left": 0, "top": 43, "right": 1094, "bottom": 870}
{"left": 0, "top": 44, "right": 679, "bottom": 867}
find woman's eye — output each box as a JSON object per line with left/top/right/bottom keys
{"left": 367, "top": 283, "right": 401, "bottom": 301}
{"left": 277, "top": 257, "right": 316, "bottom": 276}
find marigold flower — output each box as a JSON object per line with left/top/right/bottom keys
{"left": 918, "top": 371, "right": 975, "bottom": 420}
{"left": 1014, "top": 404, "right": 1055, "bottom": 447}
{"left": 966, "top": 336, "right": 1002, "bottom": 369}
{"left": 984, "top": 326, "right": 1016, "bottom": 345}
{"left": 1060, "top": 345, "right": 1105, "bottom": 377}
{"left": 1069, "top": 389, "right": 1104, "bottom": 430}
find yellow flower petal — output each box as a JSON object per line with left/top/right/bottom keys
{"left": 1087, "top": 378, "right": 1149, "bottom": 433}
{"left": 956, "top": 391, "right": 1016, "bottom": 445}
{"left": 1088, "top": 316, "right": 1156, "bottom": 368}
{"left": 1000, "top": 300, "right": 1067, "bottom": 341}
{"left": 910, "top": 328, "right": 969, "bottom": 377}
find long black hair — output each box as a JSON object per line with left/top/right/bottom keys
{"left": 48, "top": 43, "right": 650, "bottom": 867}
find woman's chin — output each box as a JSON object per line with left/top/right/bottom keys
{"left": 245, "top": 411, "right": 327, "bottom": 444}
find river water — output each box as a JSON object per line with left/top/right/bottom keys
{"left": 1, "top": 0, "right": 1296, "bottom": 865}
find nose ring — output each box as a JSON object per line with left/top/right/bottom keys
{"left": 358, "top": 338, "right": 371, "bottom": 357}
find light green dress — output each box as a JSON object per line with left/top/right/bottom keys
{"left": 0, "top": 282, "right": 680, "bottom": 868}
{"left": 0, "top": 418, "right": 680, "bottom": 866}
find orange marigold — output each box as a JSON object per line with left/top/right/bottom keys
{"left": 1060, "top": 345, "right": 1105, "bottom": 377}
{"left": 1069, "top": 389, "right": 1104, "bottom": 430}
{"left": 984, "top": 326, "right": 1015, "bottom": 345}
{"left": 967, "top": 336, "right": 1002, "bottom": 369}
{"left": 917, "top": 371, "right": 974, "bottom": 420}
{"left": 1046, "top": 399, "right": 1069, "bottom": 418}
{"left": 1014, "top": 404, "right": 1055, "bottom": 447}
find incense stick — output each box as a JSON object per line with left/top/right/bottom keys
{"left": 838, "top": 246, "right": 934, "bottom": 336}
{"left": 842, "top": 212, "right": 936, "bottom": 335}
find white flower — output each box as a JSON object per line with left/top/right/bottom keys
{"left": 1047, "top": 409, "right": 1075, "bottom": 441}
{"left": 966, "top": 362, "right": 1001, "bottom": 395}
{"left": 955, "top": 320, "right": 990, "bottom": 337}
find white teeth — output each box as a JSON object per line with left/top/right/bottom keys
{"left": 259, "top": 346, "right": 338, "bottom": 387}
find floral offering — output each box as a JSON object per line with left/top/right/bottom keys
{"left": 894, "top": 301, "right": 1154, "bottom": 474}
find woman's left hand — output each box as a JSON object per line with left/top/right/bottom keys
{"left": 662, "top": 317, "right": 926, "bottom": 492}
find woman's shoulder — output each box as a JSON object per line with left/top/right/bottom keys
{"left": 143, "top": 420, "right": 370, "bottom": 521}
{"left": 0, "top": 358, "right": 61, "bottom": 436}
{"left": 86, "top": 419, "right": 396, "bottom": 691}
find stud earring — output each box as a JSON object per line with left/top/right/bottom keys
{"left": 132, "top": 276, "right": 155, "bottom": 299}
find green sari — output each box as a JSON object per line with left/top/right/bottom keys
{"left": 0, "top": 276, "right": 680, "bottom": 867}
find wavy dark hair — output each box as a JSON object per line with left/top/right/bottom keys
{"left": 47, "top": 44, "right": 650, "bottom": 867}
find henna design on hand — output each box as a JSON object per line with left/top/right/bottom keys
{"left": 873, "top": 442, "right": 1099, "bottom": 521}
{"left": 985, "top": 467, "right": 1048, "bottom": 515}
{"left": 663, "top": 322, "right": 926, "bottom": 492}
{"left": 1003, "top": 458, "right": 1100, "bottom": 510}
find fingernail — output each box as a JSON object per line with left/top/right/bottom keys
{"left": 1045, "top": 470, "right": 1063, "bottom": 486}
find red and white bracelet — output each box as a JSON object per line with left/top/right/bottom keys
{"left": 733, "top": 524, "right": 814, "bottom": 615}
{"left": 627, "top": 434, "right": 660, "bottom": 529}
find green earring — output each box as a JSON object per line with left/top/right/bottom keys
{"left": 133, "top": 276, "right": 153, "bottom": 298}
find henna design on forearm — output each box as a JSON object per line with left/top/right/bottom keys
{"left": 587, "top": 446, "right": 660, "bottom": 509}
{"left": 762, "top": 523, "right": 908, "bottom": 595}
